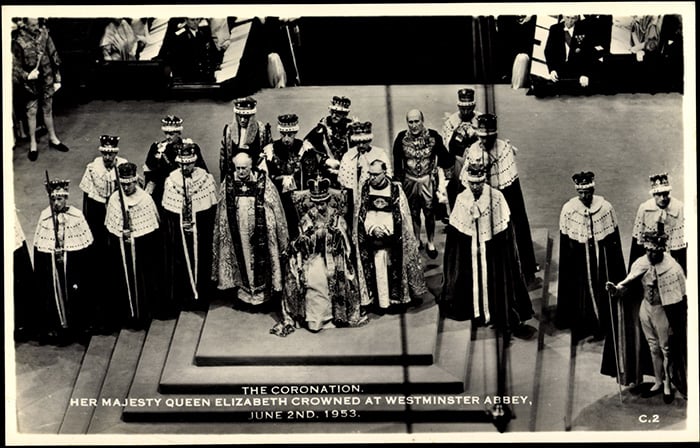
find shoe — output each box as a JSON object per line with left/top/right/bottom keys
{"left": 27, "top": 150, "right": 38, "bottom": 161}
{"left": 426, "top": 245, "right": 439, "bottom": 259}
{"left": 49, "top": 141, "right": 70, "bottom": 152}
{"left": 641, "top": 387, "right": 663, "bottom": 398}
{"left": 628, "top": 382, "right": 653, "bottom": 395}
{"left": 663, "top": 391, "right": 675, "bottom": 404}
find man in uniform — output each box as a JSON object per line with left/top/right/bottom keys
{"left": 441, "top": 88, "right": 482, "bottom": 209}
{"left": 357, "top": 160, "right": 430, "bottom": 313}
{"left": 262, "top": 113, "right": 315, "bottom": 239}
{"left": 221, "top": 97, "right": 272, "bottom": 178}
{"left": 33, "top": 179, "right": 94, "bottom": 344}
{"left": 630, "top": 173, "right": 686, "bottom": 272}
{"left": 393, "top": 109, "right": 453, "bottom": 258}
{"left": 12, "top": 17, "right": 70, "bottom": 161}
{"left": 79, "top": 135, "right": 128, "bottom": 257}
{"left": 301, "top": 95, "right": 353, "bottom": 186}
{"left": 607, "top": 229, "right": 687, "bottom": 402}
{"left": 556, "top": 172, "right": 632, "bottom": 385}
{"left": 541, "top": 15, "right": 596, "bottom": 96}
{"left": 162, "top": 142, "right": 219, "bottom": 313}
{"left": 104, "top": 162, "right": 161, "bottom": 329}
{"left": 212, "top": 151, "right": 289, "bottom": 311}
{"left": 463, "top": 113, "right": 539, "bottom": 286}
{"left": 144, "top": 115, "right": 208, "bottom": 212}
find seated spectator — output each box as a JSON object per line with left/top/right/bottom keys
{"left": 100, "top": 18, "right": 146, "bottom": 61}
{"left": 533, "top": 15, "right": 596, "bottom": 97}
{"left": 162, "top": 18, "right": 221, "bottom": 82}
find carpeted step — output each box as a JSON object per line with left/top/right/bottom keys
{"left": 86, "top": 329, "right": 147, "bottom": 434}
{"left": 194, "top": 302, "right": 439, "bottom": 366}
{"left": 162, "top": 308, "right": 466, "bottom": 395}
{"left": 58, "top": 334, "right": 118, "bottom": 434}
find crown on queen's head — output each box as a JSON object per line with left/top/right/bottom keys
{"left": 457, "top": 88, "right": 476, "bottom": 106}
{"left": 649, "top": 172, "right": 672, "bottom": 195}
{"left": 348, "top": 120, "right": 373, "bottom": 142}
{"left": 234, "top": 97, "right": 257, "bottom": 115}
{"left": 99, "top": 135, "right": 120, "bottom": 152}
{"left": 118, "top": 162, "right": 139, "bottom": 183}
{"left": 640, "top": 229, "right": 669, "bottom": 250}
{"left": 572, "top": 171, "right": 595, "bottom": 190}
{"left": 161, "top": 115, "right": 184, "bottom": 133}
{"left": 46, "top": 179, "right": 70, "bottom": 197}
{"left": 277, "top": 113, "right": 299, "bottom": 133}
{"left": 308, "top": 176, "right": 331, "bottom": 202}
{"left": 329, "top": 96, "right": 351, "bottom": 113}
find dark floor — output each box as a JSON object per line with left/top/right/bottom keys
{"left": 7, "top": 84, "right": 694, "bottom": 442}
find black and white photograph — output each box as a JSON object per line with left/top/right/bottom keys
{"left": 4, "top": 2, "right": 697, "bottom": 444}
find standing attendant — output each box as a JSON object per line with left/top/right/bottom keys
{"left": 79, "top": 135, "right": 127, "bottom": 256}
{"left": 212, "top": 152, "right": 288, "bottom": 311}
{"left": 462, "top": 114, "right": 539, "bottom": 286}
{"left": 441, "top": 88, "right": 482, "bottom": 209}
{"left": 104, "top": 163, "right": 161, "bottom": 329}
{"left": 393, "top": 109, "right": 453, "bottom": 258}
{"left": 33, "top": 179, "right": 94, "bottom": 344}
{"left": 144, "top": 115, "right": 208, "bottom": 212}
{"left": 357, "top": 160, "right": 430, "bottom": 313}
{"left": 162, "top": 142, "right": 219, "bottom": 313}
{"left": 301, "top": 95, "right": 353, "bottom": 187}
{"left": 12, "top": 18, "right": 69, "bottom": 161}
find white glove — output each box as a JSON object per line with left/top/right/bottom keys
{"left": 436, "top": 188, "right": 448, "bottom": 204}
{"left": 550, "top": 70, "right": 559, "bottom": 82}
{"left": 325, "top": 158, "right": 340, "bottom": 169}
{"left": 635, "top": 50, "right": 645, "bottom": 62}
{"left": 281, "top": 175, "right": 296, "bottom": 192}
{"left": 53, "top": 82, "right": 61, "bottom": 92}
{"left": 27, "top": 69, "right": 39, "bottom": 81}
{"left": 579, "top": 75, "right": 589, "bottom": 87}
{"left": 263, "top": 145, "right": 274, "bottom": 161}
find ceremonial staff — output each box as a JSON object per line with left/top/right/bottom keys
{"left": 45, "top": 170, "right": 68, "bottom": 328}
{"left": 180, "top": 158, "right": 199, "bottom": 299}
{"left": 117, "top": 173, "right": 138, "bottom": 319}
{"left": 603, "top": 244, "right": 624, "bottom": 403}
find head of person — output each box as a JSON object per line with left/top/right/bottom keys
{"left": 457, "top": 88, "right": 476, "bottom": 119}
{"left": 349, "top": 120, "right": 373, "bottom": 152}
{"left": 406, "top": 109, "right": 425, "bottom": 136}
{"left": 175, "top": 140, "right": 198, "bottom": 177}
{"left": 233, "top": 97, "right": 257, "bottom": 129}
{"left": 328, "top": 96, "right": 351, "bottom": 125}
{"left": 572, "top": 171, "right": 595, "bottom": 207}
{"left": 22, "top": 18, "right": 42, "bottom": 36}
{"left": 562, "top": 15, "right": 579, "bottom": 28}
{"left": 118, "top": 162, "right": 139, "bottom": 196}
{"left": 476, "top": 113, "right": 498, "bottom": 148}
{"left": 308, "top": 176, "right": 331, "bottom": 209}
{"left": 233, "top": 151, "right": 253, "bottom": 181}
{"left": 277, "top": 113, "right": 299, "bottom": 147}
{"left": 47, "top": 179, "right": 70, "bottom": 213}
{"left": 99, "top": 135, "right": 120, "bottom": 169}
{"left": 185, "top": 18, "right": 201, "bottom": 31}
{"left": 368, "top": 159, "right": 389, "bottom": 189}
{"left": 641, "top": 230, "right": 668, "bottom": 265}
{"left": 161, "top": 115, "right": 184, "bottom": 143}
{"left": 649, "top": 173, "right": 672, "bottom": 209}
{"left": 465, "top": 162, "right": 486, "bottom": 198}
